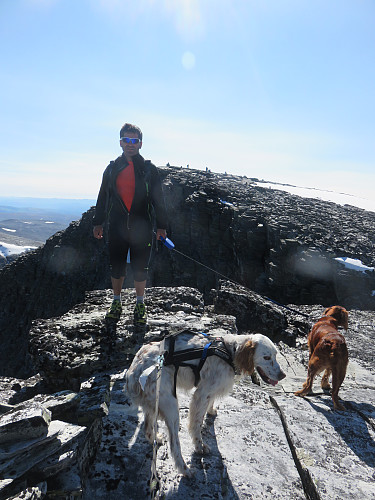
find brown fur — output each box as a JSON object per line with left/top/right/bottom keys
{"left": 295, "top": 305, "right": 349, "bottom": 411}
{"left": 235, "top": 340, "right": 256, "bottom": 375}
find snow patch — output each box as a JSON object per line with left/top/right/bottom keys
{"left": 334, "top": 257, "right": 374, "bottom": 273}
{"left": 255, "top": 182, "right": 375, "bottom": 212}
{"left": 0, "top": 241, "right": 37, "bottom": 258}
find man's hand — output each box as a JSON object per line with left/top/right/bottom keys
{"left": 156, "top": 229, "right": 167, "bottom": 241}
{"left": 93, "top": 225, "right": 104, "bottom": 239}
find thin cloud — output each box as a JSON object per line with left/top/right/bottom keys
{"left": 164, "top": 0, "right": 204, "bottom": 41}
{"left": 0, "top": 152, "right": 107, "bottom": 198}
{"left": 92, "top": 0, "right": 206, "bottom": 41}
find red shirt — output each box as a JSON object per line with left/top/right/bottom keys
{"left": 116, "top": 161, "right": 135, "bottom": 211}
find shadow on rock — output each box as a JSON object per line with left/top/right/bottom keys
{"left": 307, "top": 398, "right": 375, "bottom": 467}
{"left": 100, "top": 318, "right": 118, "bottom": 352}
{"left": 172, "top": 413, "right": 240, "bottom": 499}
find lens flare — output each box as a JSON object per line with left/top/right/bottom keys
{"left": 181, "top": 51, "right": 196, "bottom": 70}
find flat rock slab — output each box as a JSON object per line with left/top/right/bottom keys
{"left": 345, "top": 360, "right": 375, "bottom": 390}
{"left": 0, "top": 420, "right": 86, "bottom": 492}
{"left": 269, "top": 337, "right": 375, "bottom": 499}
{"left": 3, "top": 296, "right": 375, "bottom": 498}
{"left": 30, "top": 391, "right": 80, "bottom": 421}
{"left": 84, "top": 372, "right": 305, "bottom": 499}
{"left": 341, "top": 387, "right": 375, "bottom": 430}
{"left": 0, "top": 402, "right": 51, "bottom": 445}
{"left": 158, "top": 385, "right": 305, "bottom": 499}
{"left": 273, "top": 394, "right": 375, "bottom": 499}
{"left": 84, "top": 356, "right": 375, "bottom": 500}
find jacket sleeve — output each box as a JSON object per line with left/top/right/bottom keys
{"left": 92, "top": 164, "right": 111, "bottom": 226}
{"left": 149, "top": 164, "right": 168, "bottom": 229}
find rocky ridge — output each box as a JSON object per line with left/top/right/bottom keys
{"left": 0, "top": 166, "right": 374, "bottom": 378}
{"left": 1, "top": 285, "right": 374, "bottom": 499}
{"left": 1, "top": 166, "right": 375, "bottom": 498}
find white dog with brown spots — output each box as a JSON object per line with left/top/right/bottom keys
{"left": 125, "top": 331, "right": 286, "bottom": 476}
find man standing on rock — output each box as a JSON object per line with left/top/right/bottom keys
{"left": 92, "top": 123, "right": 168, "bottom": 324}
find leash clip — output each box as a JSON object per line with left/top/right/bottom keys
{"left": 156, "top": 353, "right": 164, "bottom": 369}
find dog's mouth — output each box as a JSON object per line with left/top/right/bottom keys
{"left": 256, "top": 367, "right": 279, "bottom": 386}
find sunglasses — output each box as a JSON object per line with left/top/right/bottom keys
{"left": 121, "top": 137, "right": 142, "bottom": 144}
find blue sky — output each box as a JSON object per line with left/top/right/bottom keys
{"left": 1, "top": 0, "right": 374, "bottom": 201}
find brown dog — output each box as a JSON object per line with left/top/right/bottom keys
{"left": 295, "top": 305, "right": 349, "bottom": 411}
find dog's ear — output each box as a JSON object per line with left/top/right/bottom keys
{"left": 324, "top": 306, "right": 331, "bottom": 315}
{"left": 235, "top": 340, "right": 256, "bottom": 375}
{"left": 328, "top": 305, "right": 349, "bottom": 329}
{"left": 340, "top": 308, "right": 349, "bottom": 330}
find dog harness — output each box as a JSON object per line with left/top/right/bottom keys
{"left": 163, "top": 331, "right": 235, "bottom": 398}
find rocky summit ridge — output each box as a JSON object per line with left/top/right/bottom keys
{"left": 0, "top": 166, "right": 375, "bottom": 499}
{"left": 1, "top": 166, "right": 375, "bottom": 378}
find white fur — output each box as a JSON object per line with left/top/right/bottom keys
{"left": 125, "top": 332, "right": 286, "bottom": 476}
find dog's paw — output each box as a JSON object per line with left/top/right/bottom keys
{"left": 155, "top": 432, "right": 164, "bottom": 444}
{"left": 295, "top": 388, "right": 313, "bottom": 397}
{"left": 184, "top": 467, "right": 194, "bottom": 478}
{"left": 207, "top": 406, "right": 217, "bottom": 416}
{"left": 194, "top": 442, "right": 210, "bottom": 455}
{"left": 333, "top": 403, "right": 346, "bottom": 411}
{"left": 145, "top": 431, "right": 163, "bottom": 445}
{"left": 180, "top": 464, "right": 194, "bottom": 478}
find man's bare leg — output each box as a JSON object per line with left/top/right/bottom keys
{"left": 134, "top": 280, "right": 146, "bottom": 298}
{"left": 111, "top": 276, "right": 125, "bottom": 296}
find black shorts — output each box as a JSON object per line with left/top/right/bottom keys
{"left": 108, "top": 215, "right": 152, "bottom": 281}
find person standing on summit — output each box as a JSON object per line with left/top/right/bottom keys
{"left": 92, "top": 123, "right": 168, "bottom": 324}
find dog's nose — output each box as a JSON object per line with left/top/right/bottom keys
{"left": 279, "top": 370, "right": 286, "bottom": 380}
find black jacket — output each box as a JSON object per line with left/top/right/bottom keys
{"left": 92, "top": 153, "right": 168, "bottom": 230}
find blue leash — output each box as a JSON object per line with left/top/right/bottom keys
{"left": 158, "top": 235, "right": 310, "bottom": 319}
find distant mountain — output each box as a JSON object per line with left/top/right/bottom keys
{"left": 0, "top": 196, "right": 96, "bottom": 215}
{"left": 0, "top": 197, "right": 96, "bottom": 265}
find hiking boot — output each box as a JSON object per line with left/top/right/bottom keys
{"left": 106, "top": 299, "right": 122, "bottom": 321}
{"left": 134, "top": 302, "right": 147, "bottom": 325}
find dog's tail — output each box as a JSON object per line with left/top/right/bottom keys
{"left": 323, "top": 337, "right": 348, "bottom": 360}
{"left": 125, "top": 367, "right": 143, "bottom": 404}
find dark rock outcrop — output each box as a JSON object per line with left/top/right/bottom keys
{"left": 0, "top": 372, "right": 106, "bottom": 499}
{"left": 26, "top": 286, "right": 304, "bottom": 392}
{"left": 1, "top": 166, "right": 374, "bottom": 377}
{"left": 154, "top": 169, "right": 375, "bottom": 309}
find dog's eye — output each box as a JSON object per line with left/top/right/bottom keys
{"left": 264, "top": 356, "right": 271, "bottom": 361}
